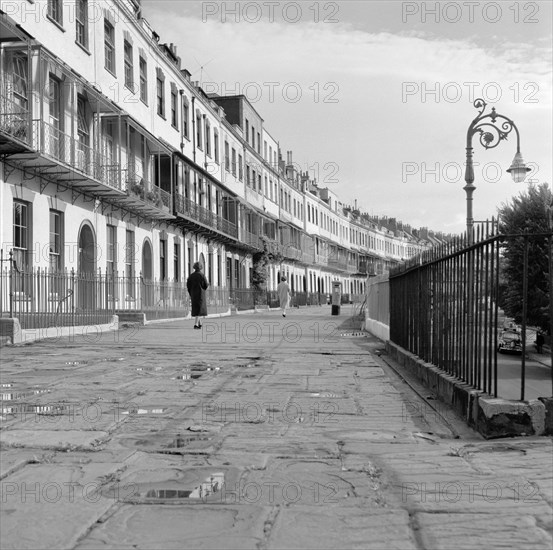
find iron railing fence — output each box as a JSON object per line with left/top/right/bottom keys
{"left": 0, "top": 260, "right": 326, "bottom": 329}
{"left": 390, "top": 224, "right": 501, "bottom": 396}
{"left": 0, "top": 265, "right": 114, "bottom": 330}
{"left": 389, "top": 221, "right": 553, "bottom": 400}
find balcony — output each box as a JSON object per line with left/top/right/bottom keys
{"left": 314, "top": 253, "right": 328, "bottom": 266}
{"left": 0, "top": 97, "right": 32, "bottom": 154}
{"left": 123, "top": 170, "right": 173, "bottom": 218}
{"left": 175, "top": 194, "right": 238, "bottom": 240}
{"left": 328, "top": 257, "right": 348, "bottom": 271}
{"left": 242, "top": 230, "right": 263, "bottom": 251}
{"left": 281, "top": 243, "right": 302, "bottom": 261}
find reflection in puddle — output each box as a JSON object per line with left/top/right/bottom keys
{"left": 136, "top": 366, "right": 163, "bottom": 372}
{"left": 121, "top": 408, "right": 165, "bottom": 415}
{"left": 1, "top": 389, "right": 51, "bottom": 401}
{"left": 164, "top": 434, "right": 211, "bottom": 449}
{"left": 64, "top": 361, "right": 88, "bottom": 366}
{"left": 2, "top": 403, "right": 72, "bottom": 415}
{"left": 144, "top": 472, "right": 225, "bottom": 500}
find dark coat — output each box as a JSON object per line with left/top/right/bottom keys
{"left": 187, "top": 271, "right": 209, "bottom": 316}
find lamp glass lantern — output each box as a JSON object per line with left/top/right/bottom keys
{"left": 507, "top": 151, "right": 531, "bottom": 183}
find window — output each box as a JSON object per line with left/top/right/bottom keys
{"left": 196, "top": 112, "right": 202, "bottom": 149}
{"left": 160, "top": 238, "right": 167, "bottom": 281}
{"left": 245, "top": 119, "right": 249, "bottom": 142}
{"left": 258, "top": 173, "right": 262, "bottom": 192}
{"left": 264, "top": 140, "right": 267, "bottom": 160}
{"left": 76, "top": 0, "right": 88, "bottom": 48}
{"left": 48, "top": 76, "right": 61, "bottom": 158}
{"left": 257, "top": 132, "right": 261, "bottom": 153}
{"left": 238, "top": 154, "right": 243, "bottom": 181}
{"left": 174, "top": 242, "right": 180, "bottom": 282}
{"left": 48, "top": 0, "right": 63, "bottom": 25}
{"left": 205, "top": 119, "right": 211, "bottom": 155}
{"left": 251, "top": 126, "right": 255, "bottom": 148}
{"left": 214, "top": 129, "right": 219, "bottom": 163}
{"left": 156, "top": 73, "right": 165, "bottom": 117}
{"left": 12, "top": 55, "right": 28, "bottom": 110}
{"left": 183, "top": 97, "right": 189, "bottom": 138}
{"left": 125, "top": 230, "right": 135, "bottom": 297}
{"left": 246, "top": 166, "right": 250, "bottom": 187}
{"left": 104, "top": 21, "right": 115, "bottom": 74}
{"left": 224, "top": 141, "right": 229, "bottom": 172}
{"left": 124, "top": 41, "right": 133, "bottom": 90}
{"left": 231, "top": 148, "right": 236, "bottom": 176}
{"left": 139, "top": 57, "right": 147, "bottom": 103}
{"left": 106, "top": 225, "right": 117, "bottom": 277}
{"left": 171, "top": 88, "right": 178, "bottom": 128}
{"left": 76, "top": 95, "right": 90, "bottom": 170}
{"left": 264, "top": 176, "right": 268, "bottom": 196}
{"left": 13, "top": 201, "right": 30, "bottom": 269}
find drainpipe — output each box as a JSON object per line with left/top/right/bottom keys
{"left": 191, "top": 96, "right": 196, "bottom": 163}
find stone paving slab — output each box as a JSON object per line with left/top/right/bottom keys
{"left": 74, "top": 504, "right": 268, "bottom": 549}
{"left": 1, "top": 463, "right": 123, "bottom": 550}
{"left": 268, "top": 507, "right": 418, "bottom": 550}
{"left": 1, "top": 309, "right": 551, "bottom": 549}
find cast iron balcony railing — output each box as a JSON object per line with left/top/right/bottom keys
{"left": 125, "top": 169, "right": 172, "bottom": 213}
{"left": 31, "top": 119, "right": 126, "bottom": 193}
{"left": 0, "top": 96, "right": 31, "bottom": 146}
{"left": 174, "top": 194, "right": 238, "bottom": 239}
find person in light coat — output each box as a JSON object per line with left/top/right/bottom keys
{"left": 277, "top": 276, "right": 291, "bottom": 317}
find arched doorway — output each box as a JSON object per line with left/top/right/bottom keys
{"left": 78, "top": 223, "right": 96, "bottom": 309}
{"left": 142, "top": 240, "right": 153, "bottom": 307}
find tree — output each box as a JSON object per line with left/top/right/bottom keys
{"left": 497, "top": 183, "right": 552, "bottom": 332}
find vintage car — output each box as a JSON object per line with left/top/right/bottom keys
{"left": 498, "top": 329, "right": 523, "bottom": 354}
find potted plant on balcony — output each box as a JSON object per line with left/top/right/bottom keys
{"left": 129, "top": 178, "right": 145, "bottom": 200}
{"left": 146, "top": 187, "right": 167, "bottom": 210}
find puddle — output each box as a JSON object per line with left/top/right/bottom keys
{"left": 64, "top": 361, "right": 89, "bottom": 366}
{"left": 309, "top": 392, "right": 343, "bottom": 398}
{"left": 1, "top": 389, "right": 51, "bottom": 401}
{"left": 340, "top": 332, "right": 368, "bottom": 338}
{"left": 100, "top": 357, "right": 125, "bottom": 362}
{"left": 2, "top": 403, "right": 73, "bottom": 416}
{"left": 121, "top": 431, "right": 215, "bottom": 453}
{"left": 104, "top": 471, "right": 226, "bottom": 502}
{"left": 164, "top": 434, "right": 211, "bottom": 449}
{"left": 121, "top": 407, "right": 166, "bottom": 415}
{"left": 173, "top": 374, "right": 191, "bottom": 380}
{"left": 136, "top": 366, "right": 163, "bottom": 372}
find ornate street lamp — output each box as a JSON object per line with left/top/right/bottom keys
{"left": 464, "top": 98, "right": 531, "bottom": 243}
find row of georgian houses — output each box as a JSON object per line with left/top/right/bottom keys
{"left": 0, "top": 0, "right": 441, "bottom": 324}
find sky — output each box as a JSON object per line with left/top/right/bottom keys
{"left": 141, "top": 0, "right": 553, "bottom": 234}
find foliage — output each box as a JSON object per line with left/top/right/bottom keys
{"left": 497, "top": 183, "right": 552, "bottom": 332}
{"left": 251, "top": 238, "right": 283, "bottom": 290}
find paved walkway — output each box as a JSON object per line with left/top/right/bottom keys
{"left": 1, "top": 307, "right": 552, "bottom": 549}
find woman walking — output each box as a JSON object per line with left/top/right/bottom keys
{"left": 277, "top": 276, "right": 291, "bottom": 317}
{"left": 186, "top": 262, "right": 209, "bottom": 329}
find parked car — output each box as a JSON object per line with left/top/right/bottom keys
{"left": 498, "top": 329, "right": 523, "bottom": 354}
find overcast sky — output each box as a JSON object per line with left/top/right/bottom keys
{"left": 142, "top": 0, "right": 552, "bottom": 234}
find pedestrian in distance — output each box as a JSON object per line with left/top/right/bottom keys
{"left": 277, "top": 276, "right": 291, "bottom": 317}
{"left": 186, "top": 262, "right": 209, "bottom": 329}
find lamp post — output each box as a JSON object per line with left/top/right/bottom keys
{"left": 464, "top": 98, "right": 531, "bottom": 244}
